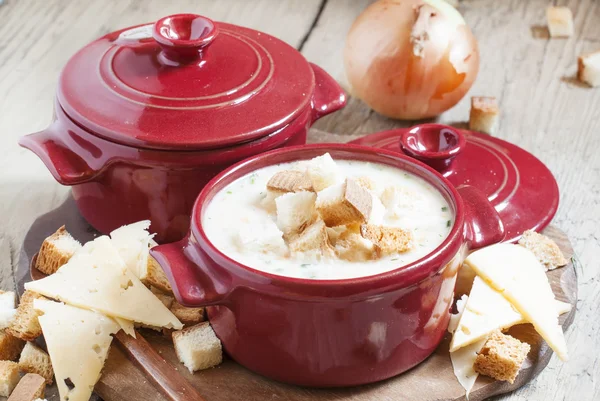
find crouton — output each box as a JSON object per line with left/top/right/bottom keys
{"left": 6, "top": 292, "right": 44, "bottom": 341}
{"left": 0, "top": 291, "right": 16, "bottom": 330}
{"left": 474, "top": 330, "right": 531, "bottom": 384}
{"left": 316, "top": 179, "right": 372, "bottom": 227}
{"left": 518, "top": 230, "right": 568, "bottom": 271}
{"left": 288, "top": 219, "right": 334, "bottom": 255}
{"left": 18, "top": 343, "right": 53, "bottom": 385}
{"left": 469, "top": 97, "right": 500, "bottom": 135}
{"left": 173, "top": 322, "right": 222, "bottom": 373}
{"left": 234, "top": 219, "right": 288, "bottom": 256}
{"left": 0, "top": 361, "right": 20, "bottom": 397}
{"left": 304, "top": 153, "right": 344, "bottom": 191}
{"left": 325, "top": 226, "right": 347, "bottom": 245}
{"left": 267, "top": 171, "right": 313, "bottom": 193}
{"left": 7, "top": 373, "right": 46, "bottom": 401}
{"left": 140, "top": 255, "right": 173, "bottom": 294}
{"left": 259, "top": 190, "right": 283, "bottom": 214}
{"left": 355, "top": 176, "right": 376, "bottom": 192}
{"left": 577, "top": 50, "right": 600, "bottom": 87}
{"left": 334, "top": 231, "right": 377, "bottom": 262}
{"left": 368, "top": 194, "right": 386, "bottom": 225}
{"left": 275, "top": 191, "right": 317, "bottom": 236}
{"left": 0, "top": 331, "right": 24, "bottom": 361}
{"left": 35, "top": 226, "right": 81, "bottom": 275}
{"left": 546, "top": 7, "right": 574, "bottom": 38}
{"left": 150, "top": 287, "right": 174, "bottom": 309}
{"left": 360, "top": 224, "right": 412, "bottom": 256}
{"left": 170, "top": 301, "right": 205, "bottom": 326}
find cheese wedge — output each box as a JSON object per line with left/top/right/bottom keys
{"left": 110, "top": 220, "right": 154, "bottom": 279}
{"left": 34, "top": 299, "right": 120, "bottom": 401}
{"left": 464, "top": 244, "right": 568, "bottom": 360}
{"left": 449, "top": 295, "right": 485, "bottom": 398}
{"left": 114, "top": 317, "right": 136, "bottom": 338}
{"left": 25, "top": 236, "right": 182, "bottom": 330}
{"left": 451, "top": 277, "right": 572, "bottom": 351}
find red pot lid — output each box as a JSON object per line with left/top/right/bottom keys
{"left": 350, "top": 125, "right": 559, "bottom": 243}
{"left": 57, "top": 14, "right": 315, "bottom": 150}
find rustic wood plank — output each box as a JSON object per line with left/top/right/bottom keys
{"left": 302, "top": 1, "right": 600, "bottom": 400}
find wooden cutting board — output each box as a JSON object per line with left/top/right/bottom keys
{"left": 17, "top": 196, "right": 578, "bottom": 401}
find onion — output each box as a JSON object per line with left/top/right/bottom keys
{"left": 344, "top": 0, "right": 479, "bottom": 120}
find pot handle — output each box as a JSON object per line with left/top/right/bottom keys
{"left": 457, "top": 185, "right": 505, "bottom": 250}
{"left": 150, "top": 238, "right": 229, "bottom": 307}
{"left": 309, "top": 63, "right": 347, "bottom": 122}
{"left": 18, "top": 124, "right": 99, "bottom": 185}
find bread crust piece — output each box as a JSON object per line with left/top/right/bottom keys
{"left": 267, "top": 171, "right": 314, "bottom": 193}
{"left": 6, "top": 373, "right": 46, "bottom": 401}
{"left": 546, "top": 6, "right": 574, "bottom": 38}
{"left": 0, "top": 331, "right": 24, "bottom": 361}
{"left": 170, "top": 301, "right": 205, "bottom": 327}
{"left": 518, "top": 230, "right": 568, "bottom": 271}
{"left": 6, "top": 291, "right": 45, "bottom": 342}
{"left": 474, "top": 330, "right": 531, "bottom": 384}
{"left": 0, "top": 361, "right": 20, "bottom": 397}
{"left": 316, "top": 179, "right": 372, "bottom": 227}
{"left": 360, "top": 224, "right": 412, "bottom": 256}
{"left": 469, "top": 96, "right": 499, "bottom": 135}
{"left": 141, "top": 256, "right": 173, "bottom": 294}
{"left": 172, "top": 322, "right": 222, "bottom": 373}
{"left": 35, "top": 226, "right": 80, "bottom": 275}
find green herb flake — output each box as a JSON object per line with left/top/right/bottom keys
{"left": 391, "top": 258, "right": 399, "bottom": 261}
{"left": 249, "top": 173, "right": 258, "bottom": 184}
{"left": 301, "top": 263, "right": 311, "bottom": 268}
{"left": 441, "top": 206, "right": 448, "bottom": 212}
{"left": 404, "top": 173, "right": 410, "bottom": 179}
{"left": 447, "top": 220, "right": 452, "bottom": 227}
{"left": 226, "top": 190, "right": 233, "bottom": 194}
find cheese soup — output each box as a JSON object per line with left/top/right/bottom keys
{"left": 203, "top": 155, "right": 452, "bottom": 280}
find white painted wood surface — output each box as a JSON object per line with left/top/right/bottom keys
{"left": 0, "top": 0, "right": 598, "bottom": 400}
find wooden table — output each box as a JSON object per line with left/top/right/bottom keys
{"left": 0, "top": 0, "right": 598, "bottom": 400}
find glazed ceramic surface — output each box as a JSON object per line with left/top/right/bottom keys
{"left": 351, "top": 124, "right": 559, "bottom": 242}
{"left": 151, "top": 144, "right": 505, "bottom": 387}
{"left": 18, "top": 14, "right": 346, "bottom": 242}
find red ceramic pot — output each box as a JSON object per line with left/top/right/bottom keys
{"left": 18, "top": 14, "right": 346, "bottom": 242}
{"left": 150, "top": 143, "right": 505, "bottom": 387}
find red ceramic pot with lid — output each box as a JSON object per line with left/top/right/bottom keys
{"left": 150, "top": 139, "right": 506, "bottom": 387}
{"left": 19, "top": 14, "right": 346, "bottom": 242}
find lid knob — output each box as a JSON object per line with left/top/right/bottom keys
{"left": 399, "top": 124, "right": 466, "bottom": 172}
{"left": 153, "top": 14, "right": 218, "bottom": 65}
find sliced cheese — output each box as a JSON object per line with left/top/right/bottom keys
{"left": 464, "top": 244, "right": 568, "bottom": 360}
{"left": 110, "top": 220, "right": 154, "bottom": 279}
{"left": 25, "top": 236, "right": 182, "bottom": 330}
{"left": 451, "top": 277, "right": 572, "bottom": 351}
{"left": 34, "top": 299, "right": 120, "bottom": 401}
{"left": 114, "top": 317, "right": 136, "bottom": 338}
{"left": 449, "top": 294, "right": 484, "bottom": 398}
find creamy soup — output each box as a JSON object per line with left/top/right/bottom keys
{"left": 203, "top": 155, "right": 452, "bottom": 280}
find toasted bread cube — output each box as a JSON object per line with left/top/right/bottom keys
{"left": 355, "top": 176, "right": 376, "bottom": 192}
{"left": 275, "top": 191, "right": 317, "bottom": 236}
{"left": 140, "top": 255, "right": 173, "bottom": 294}
{"left": 150, "top": 287, "right": 174, "bottom": 309}
{"left": 6, "top": 291, "right": 44, "bottom": 341}
{"left": 360, "top": 224, "right": 412, "bottom": 255}
{"left": 316, "top": 179, "right": 372, "bottom": 227}
{"left": 305, "top": 153, "right": 344, "bottom": 191}
{"left": 0, "top": 361, "right": 20, "bottom": 397}
{"left": 0, "top": 291, "right": 16, "bottom": 330}
{"left": 0, "top": 331, "right": 24, "bottom": 361}
{"left": 334, "top": 231, "right": 377, "bottom": 262}
{"left": 35, "top": 226, "right": 81, "bottom": 275}
{"left": 288, "top": 219, "right": 333, "bottom": 254}
{"left": 547, "top": 7, "right": 574, "bottom": 38}
{"left": 267, "top": 171, "right": 313, "bottom": 193}
{"left": 7, "top": 373, "right": 46, "bottom": 401}
{"left": 170, "top": 301, "right": 205, "bottom": 326}
{"left": 577, "top": 50, "right": 600, "bottom": 87}
{"left": 234, "top": 219, "right": 288, "bottom": 256}
{"left": 474, "top": 330, "right": 531, "bottom": 384}
{"left": 469, "top": 97, "right": 499, "bottom": 135}
{"left": 518, "top": 230, "right": 568, "bottom": 270}
{"left": 368, "top": 194, "right": 386, "bottom": 225}
{"left": 18, "top": 343, "right": 53, "bottom": 385}
{"left": 173, "top": 322, "right": 222, "bottom": 373}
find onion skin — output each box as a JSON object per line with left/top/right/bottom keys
{"left": 344, "top": 0, "right": 480, "bottom": 120}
